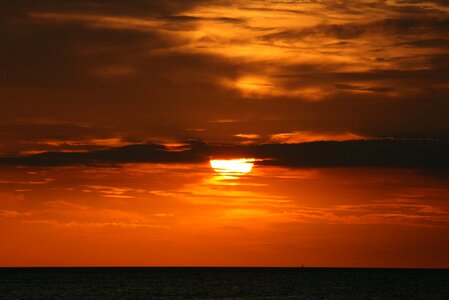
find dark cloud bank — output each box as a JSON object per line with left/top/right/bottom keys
{"left": 1, "top": 140, "right": 447, "bottom": 173}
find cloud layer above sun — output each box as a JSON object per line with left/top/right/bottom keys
{"left": 1, "top": 0, "right": 449, "bottom": 157}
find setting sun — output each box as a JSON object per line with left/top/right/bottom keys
{"left": 210, "top": 158, "right": 255, "bottom": 174}
{"left": 1, "top": 2, "right": 449, "bottom": 296}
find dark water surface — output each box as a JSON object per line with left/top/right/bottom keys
{"left": 0, "top": 267, "right": 448, "bottom": 299}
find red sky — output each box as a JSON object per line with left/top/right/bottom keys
{"left": 1, "top": 0, "right": 449, "bottom": 267}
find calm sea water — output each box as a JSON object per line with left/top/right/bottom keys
{"left": 0, "top": 267, "right": 448, "bottom": 299}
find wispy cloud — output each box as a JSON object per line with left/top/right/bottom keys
{"left": 281, "top": 200, "right": 449, "bottom": 227}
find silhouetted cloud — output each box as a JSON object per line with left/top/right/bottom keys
{"left": 0, "top": 143, "right": 206, "bottom": 166}
{"left": 249, "top": 140, "right": 449, "bottom": 171}
{"left": 1, "top": 140, "right": 448, "bottom": 174}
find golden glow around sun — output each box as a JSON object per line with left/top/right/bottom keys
{"left": 210, "top": 158, "right": 255, "bottom": 174}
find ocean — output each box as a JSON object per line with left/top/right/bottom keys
{"left": 0, "top": 267, "right": 448, "bottom": 299}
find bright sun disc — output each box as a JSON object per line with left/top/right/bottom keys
{"left": 210, "top": 158, "right": 255, "bottom": 174}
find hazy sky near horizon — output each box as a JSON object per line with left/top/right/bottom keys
{"left": 1, "top": 0, "right": 449, "bottom": 267}
{"left": 1, "top": 163, "right": 449, "bottom": 267}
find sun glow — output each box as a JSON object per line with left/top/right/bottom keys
{"left": 210, "top": 158, "right": 255, "bottom": 175}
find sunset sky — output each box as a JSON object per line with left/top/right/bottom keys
{"left": 1, "top": 0, "right": 449, "bottom": 267}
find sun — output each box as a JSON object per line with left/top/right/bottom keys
{"left": 209, "top": 158, "right": 255, "bottom": 174}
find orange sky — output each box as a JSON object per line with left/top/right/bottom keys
{"left": 1, "top": 162, "right": 448, "bottom": 267}
{"left": 1, "top": 0, "right": 449, "bottom": 267}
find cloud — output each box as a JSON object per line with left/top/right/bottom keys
{"left": 269, "top": 131, "right": 363, "bottom": 143}
{"left": 252, "top": 140, "right": 449, "bottom": 171}
{"left": 282, "top": 199, "right": 449, "bottom": 227}
{"left": 0, "top": 0, "right": 448, "bottom": 152}
{"left": 0, "top": 143, "right": 206, "bottom": 166}
{"left": 263, "top": 17, "right": 449, "bottom": 41}
{"left": 398, "top": 0, "right": 449, "bottom": 7}
{"left": 0, "top": 140, "right": 448, "bottom": 173}
{"left": 25, "top": 220, "right": 169, "bottom": 229}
